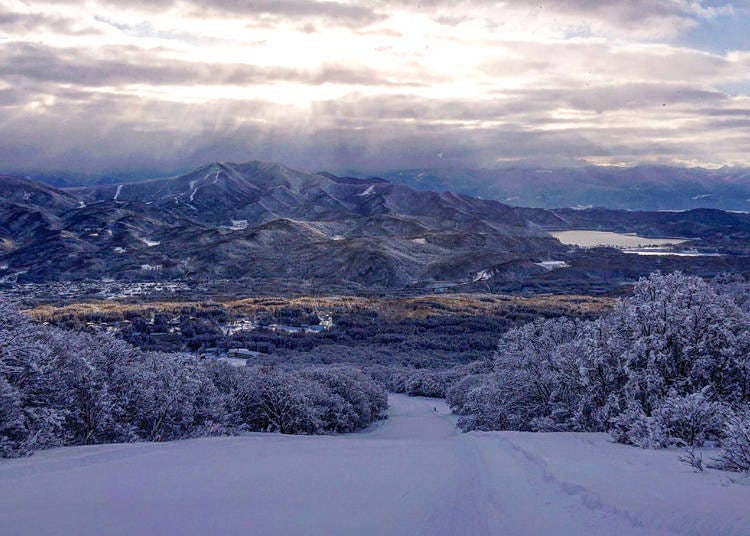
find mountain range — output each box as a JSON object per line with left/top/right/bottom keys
{"left": 376, "top": 166, "right": 750, "bottom": 212}
{"left": 2, "top": 161, "right": 750, "bottom": 291}
{"left": 33, "top": 165, "right": 750, "bottom": 213}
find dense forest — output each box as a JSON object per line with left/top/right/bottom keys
{"left": 29, "top": 294, "right": 609, "bottom": 370}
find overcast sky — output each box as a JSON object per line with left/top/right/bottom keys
{"left": 1, "top": 0, "right": 749, "bottom": 177}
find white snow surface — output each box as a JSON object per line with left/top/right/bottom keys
{"left": 229, "top": 220, "right": 249, "bottom": 230}
{"left": 1, "top": 394, "right": 749, "bottom": 536}
{"left": 536, "top": 260, "right": 570, "bottom": 270}
{"left": 473, "top": 269, "right": 493, "bottom": 282}
{"left": 357, "top": 184, "right": 376, "bottom": 196}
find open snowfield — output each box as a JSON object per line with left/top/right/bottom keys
{"left": 1, "top": 394, "right": 749, "bottom": 536}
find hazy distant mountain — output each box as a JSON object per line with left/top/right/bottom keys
{"left": 376, "top": 166, "right": 750, "bottom": 212}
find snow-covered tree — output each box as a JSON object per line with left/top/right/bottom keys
{"left": 611, "top": 272, "right": 750, "bottom": 412}
{"left": 0, "top": 377, "right": 28, "bottom": 457}
{"left": 451, "top": 272, "right": 750, "bottom": 451}
{"left": 712, "top": 410, "right": 750, "bottom": 473}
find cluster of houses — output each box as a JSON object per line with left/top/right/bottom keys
{"left": 202, "top": 313, "right": 335, "bottom": 367}
{"left": 266, "top": 313, "right": 334, "bottom": 334}
{"left": 2, "top": 279, "right": 189, "bottom": 301}
{"left": 61, "top": 308, "right": 336, "bottom": 367}
{"left": 200, "top": 347, "right": 265, "bottom": 367}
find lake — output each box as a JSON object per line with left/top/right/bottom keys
{"left": 551, "top": 230, "right": 687, "bottom": 249}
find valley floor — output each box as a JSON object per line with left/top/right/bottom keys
{"left": 1, "top": 395, "right": 749, "bottom": 535}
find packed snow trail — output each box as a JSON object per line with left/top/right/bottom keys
{"left": 1, "top": 395, "right": 749, "bottom": 536}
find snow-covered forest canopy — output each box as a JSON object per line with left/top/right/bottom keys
{"left": 449, "top": 272, "right": 750, "bottom": 471}
{"left": 0, "top": 298, "right": 387, "bottom": 457}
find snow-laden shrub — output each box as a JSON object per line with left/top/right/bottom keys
{"left": 610, "top": 394, "right": 724, "bottom": 449}
{"left": 0, "top": 377, "right": 28, "bottom": 457}
{"left": 609, "top": 402, "right": 669, "bottom": 449}
{"left": 451, "top": 317, "right": 620, "bottom": 433}
{"left": 371, "top": 364, "right": 472, "bottom": 399}
{"left": 404, "top": 370, "right": 452, "bottom": 398}
{"left": 678, "top": 447, "right": 704, "bottom": 472}
{"left": 488, "top": 318, "right": 582, "bottom": 431}
{"left": 455, "top": 381, "right": 512, "bottom": 432}
{"left": 447, "top": 373, "right": 489, "bottom": 415}
{"left": 302, "top": 367, "right": 388, "bottom": 432}
{"left": 237, "top": 366, "right": 387, "bottom": 435}
{"left": 242, "top": 368, "right": 327, "bottom": 434}
{"left": 652, "top": 391, "right": 726, "bottom": 447}
{"left": 712, "top": 411, "right": 750, "bottom": 472}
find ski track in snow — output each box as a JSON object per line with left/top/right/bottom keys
{"left": 1, "top": 395, "right": 749, "bottom": 536}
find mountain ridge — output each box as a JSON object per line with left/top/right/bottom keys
{"left": 2, "top": 160, "right": 750, "bottom": 292}
{"left": 0, "top": 162, "right": 563, "bottom": 286}
{"left": 22, "top": 163, "right": 750, "bottom": 212}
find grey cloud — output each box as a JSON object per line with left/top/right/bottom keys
{"left": 392, "top": 0, "right": 736, "bottom": 38}
{"left": 698, "top": 107, "right": 750, "bottom": 117}
{"left": 401, "top": 0, "right": 732, "bottom": 22}
{"left": 311, "top": 84, "right": 727, "bottom": 124}
{"left": 482, "top": 41, "right": 748, "bottom": 84}
{"left": 187, "top": 0, "right": 383, "bottom": 23}
{"left": 0, "top": 88, "right": 27, "bottom": 107}
{"left": 532, "top": 0, "right": 713, "bottom": 23}
{"left": 0, "top": 11, "right": 105, "bottom": 35}
{"left": 514, "top": 85, "right": 727, "bottom": 113}
{"left": 706, "top": 118, "right": 750, "bottom": 129}
{"left": 36, "top": 0, "right": 383, "bottom": 24}
{"left": 0, "top": 42, "right": 420, "bottom": 87}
